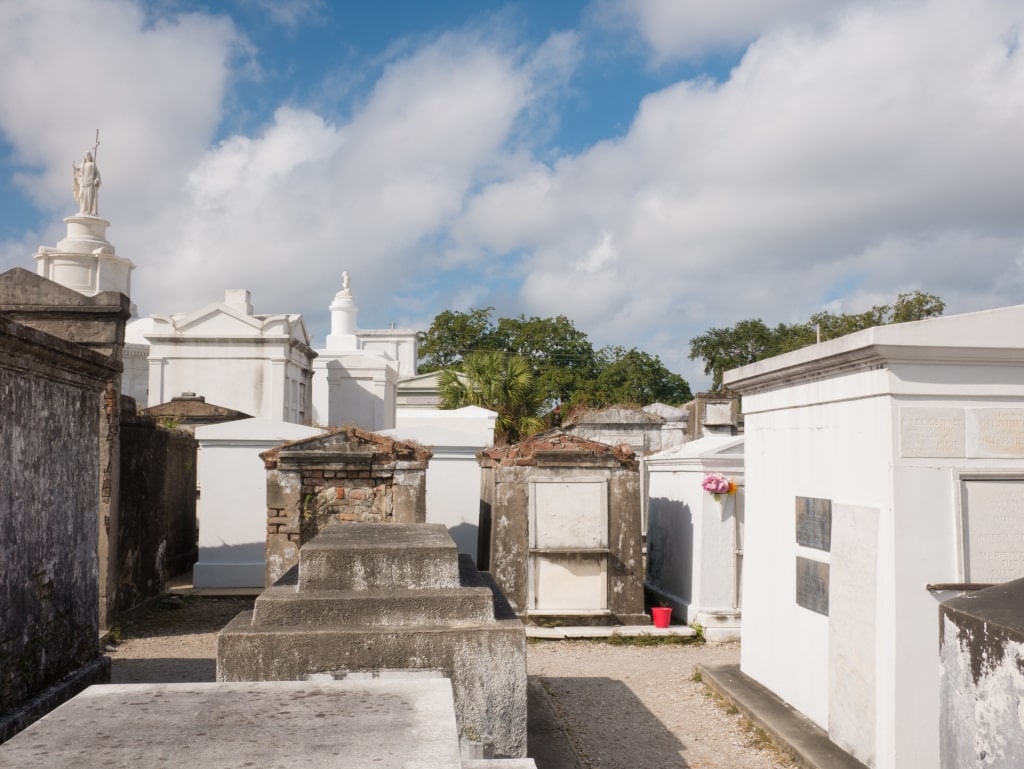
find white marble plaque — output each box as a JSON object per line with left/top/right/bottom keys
{"left": 971, "top": 409, "right": 1024, "bottom": 458}
{"left": 962, "top": 479, "right": 1024, "bottom": 582}
{"left": 530, "top": 480, "right": 607, "bottom": 549}
{"left": 900, "top": 408, "right": 965, "bottom": 458}
{"left": 530, "top": 553, "right": 608, "bottom": 611}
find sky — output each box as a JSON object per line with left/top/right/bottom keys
{"left": 2, "top": 0, "right": 1023, "bottom": 391}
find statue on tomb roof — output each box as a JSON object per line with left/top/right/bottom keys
{"left": 342, "top": 271, "right": 351, "bottom": 293}
{"left": 72, "top": 148, "right": 101, "bottom": 216}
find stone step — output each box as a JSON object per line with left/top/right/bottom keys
{"left": 463, "top": 761, "right": 538, "bottom": 768}
{"left": 253, "top": 584, "right": 497, "bottom": 626}
{"left": 298, "top": 522, "right": 460, "bottom": 591}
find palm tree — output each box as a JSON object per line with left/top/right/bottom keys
{"left": 438, "top": 351, "right": 545, "bottom": 444}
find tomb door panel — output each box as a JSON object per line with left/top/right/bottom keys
{"left": 527, "top": 479, "right": 609, "bottom": 612}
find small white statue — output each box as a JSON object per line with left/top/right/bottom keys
{"left": 342, "top": 271, "right": 351, "bottom": 292}
{"left": 72, "top": 149, "right": 101, "bottom": 216}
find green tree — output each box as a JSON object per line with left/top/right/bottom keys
{"left": 490, "top": 315, "right": 598, "bottom": 407}
{"left": 438, "top": 351, "right": 546, "bottom": 444}
{"left": 575, "top": 346, "right": 692, "bottom": 407}
{"left": 688, "top": 319, "right": 794, "bottom": 391}
{"left": 418, "top": 307, "right": 496, "bottom": 373}
{"left": 689, "top": 290, "right": 946, "bottom": 391}
{"left": 421, "top": 307, "right": 692, "bottom": 411}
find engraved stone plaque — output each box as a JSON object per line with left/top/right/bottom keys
{"left": 972, "top": 409, "right": 1024, "bottom": 459}
{"left": 796, "top": 557, "right": 830, "bottom": 616}
{"left": 796, "top": 496, "right": 832, "bottom": 551}
{"left": 705, "top": 402, "right": 733, "bottom": 425}
{"left": 962, "top": 479, "right": 1024, "bottom": 582}
{"left": 900, "top": 408, "right": 965, "bottom": 458}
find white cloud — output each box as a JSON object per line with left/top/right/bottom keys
{"left": 244, "top": 0, "right": 326, "bottom": 29}
{"left": 135, "top": 29, "right": 562, "bottom": 340}
{"left": 3, "top": 0, "right": 1024, "bottom": 393}
{"left": 595, "top": 0, "right": 855, "bottom": 62}
{"left": 0, "top": 0, "right": 241, "bottom": 221}
{"left": 447, "top": 0, "right": 1024, "bottom": 373}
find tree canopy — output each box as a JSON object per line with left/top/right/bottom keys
{"left": 419, "top": 308, "right": 692, "bottom": 411}
{"left": 574, "top": 346, "right": 692, "bottom": 408}
{"left": 688, "top": 290, "right": 946, "bottom": 390}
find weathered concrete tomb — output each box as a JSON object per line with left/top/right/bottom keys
{"left": 478, "top": 429, "right": 648, "bottom": 625}
{"left": 939, "top": 578, "right": 1024, "bottom": 769}
{"left": 261, "top": 427, "right": 431, "bottom": 585}
{"left": 0, "top": 678, "right": 536, "bottom": 768}
{"left": 217, "top": 522, "right": 528, "bottom": 759}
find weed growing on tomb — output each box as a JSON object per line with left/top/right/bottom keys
{"left": 704, "top": 686, "right": 798, "bottom": 766}
{"left": 601, "top": 632, "right": 701, "bottom": 647}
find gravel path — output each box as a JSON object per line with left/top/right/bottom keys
{"left": 107, "top": 596, "right": 793, "bottom": 768}
{"left": 528, "top": 640, "right": 793, "bottom": 768}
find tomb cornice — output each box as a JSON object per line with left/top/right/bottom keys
{"left": 726, "top": 343, "right": 1024, "bottom": 395}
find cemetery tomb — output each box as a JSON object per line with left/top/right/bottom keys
{"left": 478, "top": 429, "right": 648, "bottom": 625}
{"left": 724, "top": 303, "right": 1024, "bottom": 769}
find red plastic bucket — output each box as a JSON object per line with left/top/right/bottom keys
{"left": 651, "top": 606, "right": 672, "bottom": 628}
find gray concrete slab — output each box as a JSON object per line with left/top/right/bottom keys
{"left": 0, "top": 679, "right": 463, "bottom": 769}
{"left": 700, "top": 664, "right": 869, "bottom": 769}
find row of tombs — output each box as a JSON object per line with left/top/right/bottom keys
{"left": 209, "top": 299, "right": 1024, "bottom": 769}
{"left": 203, "top": 419, "right": 741, "bottom": 633}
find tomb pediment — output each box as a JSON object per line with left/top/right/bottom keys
{"left": 147, "top": 305, "right": 309, "bottom": 344}
{"left": 261, "top": 425, "right": 431, "bottom": 467}
{"left": 479, "top": 428, "right": 637, "bottom": 468}
{"left": 152, "top": 305, "right": 266, "bottom": 336}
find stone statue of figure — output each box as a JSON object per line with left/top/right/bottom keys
{"left": 342, "top": 271, "right": 351, "bottom": 292}
{"left": 72, "top": 150, "right": 101, "bottom": 216}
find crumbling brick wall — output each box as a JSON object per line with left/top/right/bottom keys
{"left": 262, "top": 427, "right": 431, "bottom": 585}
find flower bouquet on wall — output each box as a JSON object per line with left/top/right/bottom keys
{"left": 702, "top": 472, "right": 738, "bottom": 502}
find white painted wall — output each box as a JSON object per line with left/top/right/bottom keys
{"left": 395, "top": 405, "right": 496, "bottom": 447}
{"left": 645, "top": 435, "right": 744, "bottom": 640}
{"left": 726, "top": 305, "right": 1024, "bottom": 769}
{"left": 358, "top": 328, "right": 418, "bottom": 378}
{"left": 382, "top": 411, "right": 497, "bottom": 561}
{"left": 312, "top": 352, "right": 398, "bottom": 430}
{"left": 194, "top": 418, "right": 323, "bottom": 588}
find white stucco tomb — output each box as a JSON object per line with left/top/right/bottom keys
{"left": 312, "top": 274, "right": 412, "bottom": 430}
{"left": 144, "top": 290, "right": 315, "bottom": 423}
{"left": 644, "top": 435, "right": 744, "bottom": 641}
{"left": 193, "top": 417, "right": 323, "bottom": 588}
{"left": 724, "top": 304, "right": 1024, "bottom": 769}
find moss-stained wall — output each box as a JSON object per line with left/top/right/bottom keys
{"left": 117, "top": 408, "right": 197, "bottom": 613}
{"left": 0, "top": 317, "right": 116, "bottom": 722}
